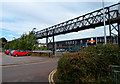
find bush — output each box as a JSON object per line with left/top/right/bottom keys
{"left": 30, "top": 52, "right": 54, "bottom": 57}
{"left": 57, "top": 44, "right": 120, "bottom": 83}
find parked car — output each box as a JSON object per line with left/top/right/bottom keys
{"left": 11, "top": 50, "right": 30, "bottom": 57}
{"left": 5, "top": 50, "right": 11, "bottom": 55}
{"left": 56, "top": 49, "right": 65, "bottom": 52}
{"left": 9, "top": 50, "right": 15, "bottom": 55}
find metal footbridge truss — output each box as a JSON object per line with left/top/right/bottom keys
{"left": 36, "top": 3, "right": 120, "bottom": 39}
{"left": 35, "top": 3, "right": 120, "bottom": 54}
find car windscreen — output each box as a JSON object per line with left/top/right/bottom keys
{"left": 20, "top": 51, "right": 25, "bottom": 52}
{"left": 11, "top": 50, "right": 15, "bottom": 53}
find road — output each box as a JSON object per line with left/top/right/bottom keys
{"left": 1, "top": 53, "right": 59, "bottom": 83}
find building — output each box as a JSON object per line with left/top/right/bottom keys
{"left": 48, "top": 36, "right": 118, "bottom": 52}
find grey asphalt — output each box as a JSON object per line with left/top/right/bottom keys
{"left": 2, "top": 61, "right": 57, "bottom": 82}
{"left": 1, "top": 52, "right": 59, "bottom": 82}
{"left": 1, "top": 52, "right": 59, "bottom": 65}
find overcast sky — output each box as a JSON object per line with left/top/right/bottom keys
{"left": 1, "top": 0, "right": 119, "bottom": 42}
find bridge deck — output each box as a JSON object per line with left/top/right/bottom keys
{"left": 35, "top": 3, "right": 120, "bottom": 39}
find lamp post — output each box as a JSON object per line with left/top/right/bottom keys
{"left": 102, "top": 0, "right": 107, "bottom": 44}
{"left": 32, "top": 28, "right": 36, "bottom": 33}
{"left": 32, "top": 28, "right": 37, "bottom": 46}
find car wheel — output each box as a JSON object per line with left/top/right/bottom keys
{"left": 8, "top": 53, "right": 11, "bottom": 55}
{"left": 26, "top": 54, "right": 29, "bottom": 56}
{"left": 15, "top": 54, "right": 18, "bottom": 57}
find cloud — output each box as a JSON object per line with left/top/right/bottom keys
{"left": 1, "top": 28, "right": 21, "bottom": 41}
{"left": 1, "top": 0, "right": 120, "bottom": 2}
{"left": 1, "top": 2, "right": 117, "bottom": 42}
{"left": 1, "top": 2, "right": 78, "bottom": 31}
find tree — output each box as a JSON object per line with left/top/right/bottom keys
{"left": 1, "top": 37, "right": 7, "bottom": 48}
{"left": 4, "top": 30, "right": 38, "bottom": 50}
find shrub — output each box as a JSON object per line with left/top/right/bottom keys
{"left": 57, "top": 44, "right": 120, "bottom": 83}
{"left": 30, "top": 52, "right": 54, "bottom": 57}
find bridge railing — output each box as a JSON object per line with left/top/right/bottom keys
{"left": 35, "top": 3, "right": 120, "bottom": 39}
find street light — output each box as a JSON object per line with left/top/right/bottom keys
{"left": 32, "top": 28, "right": 36, "bottom": 33}
{"left": 102, "top": 0, "right": 107, "bottom": 44}
{"left": 33, "top": 28, "right": 36, "bottom": 30}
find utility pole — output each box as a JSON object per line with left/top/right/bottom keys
{"left": 102, "top": 0, "right": 107, "bottom": 44}
{"left": 118, "top": 2, "right": 120, "bottom": 48}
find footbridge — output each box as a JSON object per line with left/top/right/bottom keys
{"left": 35, "top": 3, "right": 120, "bottom": 54}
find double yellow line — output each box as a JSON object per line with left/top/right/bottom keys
{"left": 48, "top": 69, "right": 57, "bottom": 84}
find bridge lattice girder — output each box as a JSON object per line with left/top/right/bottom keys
{"left": 35, "top": 3, "right": 120, "bottom": 39}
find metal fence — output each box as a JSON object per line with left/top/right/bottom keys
{"left": 109, "top": 65, "right": 120, "bottom": 84}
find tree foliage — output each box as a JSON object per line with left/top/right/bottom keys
{"left": 4, "top": 31, "right": 38, "bottom": 50}
{"left": 0, "top": 37, "right": 7, "bottom": 48}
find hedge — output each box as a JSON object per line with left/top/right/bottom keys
{"left": 57, "top": 44, "right": 120, "bottom": 83}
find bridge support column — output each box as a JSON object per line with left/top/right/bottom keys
{"left": 46, "top": 28, "right": 48, "bottom": 50}
{"left": 52, "top": 35, "right": 55, "bottom": 55}
{"left": 109, "top": 24, "right": 113, "bottom": 43}
{"left": 118, "top": 23, "right": 120, "bottom": 48}
{"left": 109, "top": 23, "right": 119, "bottom": 44}
{"left": 46, "top": 37, "right": 48, "bottom": 50}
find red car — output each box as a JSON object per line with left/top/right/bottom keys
{"left": 11, "top": 50, "right": 30, "bottom": 57}
{"left": 5, "top": 50, "right": 11, "bottom": 55}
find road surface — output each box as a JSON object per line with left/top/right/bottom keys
{"left": 1, "top": 53, "right": 59, "bottom": 83}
